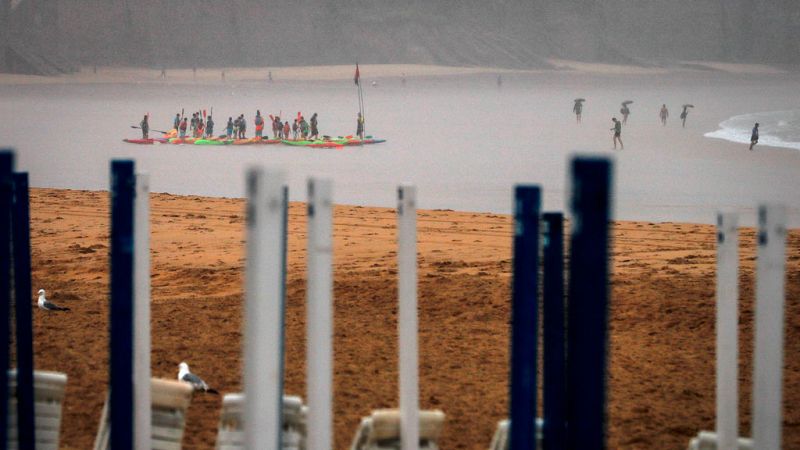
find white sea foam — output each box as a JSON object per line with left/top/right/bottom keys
{"left": 705, "top": 110, "right": 800, "bottom": 150}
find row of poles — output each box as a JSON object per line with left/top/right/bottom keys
{"left": 0, "top": 148, "right": 612, "bottom": 450}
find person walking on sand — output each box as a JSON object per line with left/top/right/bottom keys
{"left": 659, "top": 104, "right": 669, "bottom": 126}
{"left": 749, "top": 122, "right": 759, "bottom": 150}
{"left": 573, "top": 99, "right": 583, "bottom": 124}
{"left": 611, "top": 117, "right": 623, "bottom": 150}
{"left": 356, "top": 112, "right": 365, "bottom": 139}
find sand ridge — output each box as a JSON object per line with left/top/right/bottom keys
{"left": 22, "top": 188, "right": 800, "bottom": 449}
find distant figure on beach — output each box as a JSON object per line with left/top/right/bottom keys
{"left": 179, "top": 118, "right": 188, "bottom": 138}
{"left": 140, "top": 115, "right": 149, "bottom": 139}
{"left": 292, "top": 120, "right": 299, "bottom": 140}
{"left": 190, "top": 113, "right": 198, "bottom": 136}
{"left": 300, "top": 116, "right": 309, "bottom": 139}
{"left": 497, "top": 74, "right": 503, "bottom": 87}
{"left": 750, "top": 123, "right": 759, "bottom": 150}
{"left": 221, "top": 70, "right": 225, "bottom": 81}
{"left": 620, "top": 104, "right": 631, "bottom": 124}
{"left": 283, "top": 121, "right": 290, "bottom": 140}
{"left": 173, "top": 113, "right": 181, "bottom": 131}
{"left": 356, "top": 112, "right": 365, "bottom": 139}
{"left": 268, "top": 71, "right": 273, "bottom": 83}
{"left": 254, "top": 111, "right": 264, "bottom": 138}
{"left": 239, "top": 114, "right": 247, "bottom": 139}
{"left": 659, "top": 104, "right": 669, "bottom": 126}
{"left": 401, "top": 73, "right": 406, "bottom": 86}
{"left": 611, "top": 117, "right": 623, "bottom": 149}
{"left": 160, "top": 67, "right": 166, "bottom": 79}
{"left": 226, "top": 117, "right": 234, "bottom": 138}
{"left": 310, "top": 113, "right": 319, "bottom": 140}
{"left": 192, "top": 66, "right": 197, "bottom": 80}
{"left": 206, "top": 115, "right": 214, "bottom": 137}
{"left": 573, "top": 99, "right": 584, "bottom": 123}
{"left": 680, "top": 106, "right": 691, "bottom": 128}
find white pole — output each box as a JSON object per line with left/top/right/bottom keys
{"left": 715, "top": 212, "right": 738, "bottom": 450}
{"left": 245, "top": 168, "right": 286, "bottom": 450}
{"left": 752, "top": 204, "right": 787, "bottom": 450}
{"left": 397, "top": 185, "right": 419, "bottom": 450}
{"left": 133, "top": 173, "right": 152, "bottom": 450}
{"left": 307, "top": 178, "right": 334, "bottom": 450}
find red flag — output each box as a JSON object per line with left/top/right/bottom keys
{"left": 354, "top": 64, "right": 360, "bottom": 85}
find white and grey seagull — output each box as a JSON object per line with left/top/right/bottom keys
{"left": 178, "top": 362, "right": 219, "bottom": 394}
{"left": 37, "top": 289, "right": 70, "bottom": 311}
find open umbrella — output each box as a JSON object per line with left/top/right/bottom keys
{"left": 682, "top": 104, "right": 695, "bottom": 108}
{"left": 574, "top": 98, "right": 586, "bottom": 102}
{"left": 622, "top": 100, "right": 634, "bottom": 106}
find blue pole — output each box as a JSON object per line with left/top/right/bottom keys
{"left": 0, "top": 150, "right": 14, "bottom": 450}
{"left": 12, "top": 173, "right": 35, "bottom": 450}
{"left": 110, "top": 160, "right": 135, "bottom": 450}
{"left": 510, "top": 186, "right": 541, "bottom": 450}
{"left": 565, "top": 158, "right": 612, "bottom": 450}
{"left": 542, "top": 212, "right": 565, "bottom": 450}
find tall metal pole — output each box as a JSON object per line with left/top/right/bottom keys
{"left": 542, "top": 212, "right": 565, "bottom": 450}
{"left": 307, "top": 178, "right": 333, "bottom": 450}
{"left": 398, "top": 185, "right": 419, "bottom": 450}
{"left": 12, "top": 172, "right": 35, "bottom": 450}
{"left": 509, "top": 186, "right": 541, "bottom": 450}
{"left": 566, "top": 158, "right": 611, "bottom": 450}
{"left": 715, "top": 212, "right": 739, "bottom": 450}
{"left": 0, "top": 150, "right": 14, "bottom": 450}
{"left": 752, "top": 205, "right": 787, "bottom": 450}
{"left": 133, "top": 173, "right": 151, "bottom": 450}
{"left": 244, "top": 168, "right": 286, "bottom": 450}
{"left": 110, "top": 160, "right": 136, "bottom": 450}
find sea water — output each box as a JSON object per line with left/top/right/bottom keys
{"left": 1, "top": 73, "right": 799, "bottom": 226}
{"left": 706, "top": 110, "right": 800, "bottom": 150}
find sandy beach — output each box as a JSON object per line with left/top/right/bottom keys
{"left": 23, "top": 187, "right": 799, "bottom": 449}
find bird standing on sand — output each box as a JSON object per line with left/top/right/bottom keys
{"left": 37, "top": 289, "right": 70, "bottom": 311}
{"left": 178, "top": 362, "right": 219, "bottom": 394}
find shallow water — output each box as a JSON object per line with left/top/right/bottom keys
{"left": 706, "top": 110, "right": 800, "bottom": 150}
{"left": 1, "top": 73, "right": 799, "bottom": 225}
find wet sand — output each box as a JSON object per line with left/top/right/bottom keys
{"left": 25, "top": 188, "right": 800, "bottom": 449}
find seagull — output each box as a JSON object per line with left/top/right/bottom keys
{"left": 37, "top": 289, "right": 70, "bottom": 311}
{"left": 178, "top": 362, "right": 219, "bottom": 394}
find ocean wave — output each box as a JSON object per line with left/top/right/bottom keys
{"left": 705, "top": 110, "right": 800, "bottom": 150}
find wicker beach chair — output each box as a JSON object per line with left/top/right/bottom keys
{"left": 349, "top": 409, "right": 445, "bottom": 450}
{"left": 7, "top": 370, "right": 68, "bottom": 450}
{"left": 215, "top": 393, "right": 307, "bottom": 450}
{"left": 93, "top": 378, "right": 193, "bottom": 450}
{"left": 687, "top": 431, "right": 754, "bottom": 450}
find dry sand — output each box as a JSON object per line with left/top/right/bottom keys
{"left": 0, "top": 60, "right": 787, "bottom": 86}
{"left": 24, "top": 188, "right": 800, "bottom": 449}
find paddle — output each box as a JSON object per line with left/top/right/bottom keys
{"left": 131, "top": 125, "right": 170, "bottom": 134}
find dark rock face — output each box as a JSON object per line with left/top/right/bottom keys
{"left": 2, "top": 0, "right": 799, "bottom": 70}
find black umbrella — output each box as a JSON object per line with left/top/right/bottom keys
{"left": 682, "top": 104, "right": 695, "bottom": 108}
{"left": 574, "top": 98, "right": 586, "bottom": 102}
{"left": 622, "top": 100, "right": 634, "bottom": 106}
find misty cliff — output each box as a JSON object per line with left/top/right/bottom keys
{"left": 3, "top": 0, "right": 799, "bottom": 71}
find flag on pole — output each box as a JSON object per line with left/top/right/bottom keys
{"left": 354, "top": 64, "right": 360, "bottom": 86}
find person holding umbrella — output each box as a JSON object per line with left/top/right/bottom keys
{"left": 680, "top": 104, "right": 694, "bottom": 128}
{"left": 620, "top": 100, "right": 633, "bottom": 124}
{"left": 573, "top": 98, "right": 585, "bottom": 123}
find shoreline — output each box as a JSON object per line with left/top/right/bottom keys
{"left": 26, "top": 187, "right": 800, "bottom": 449}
